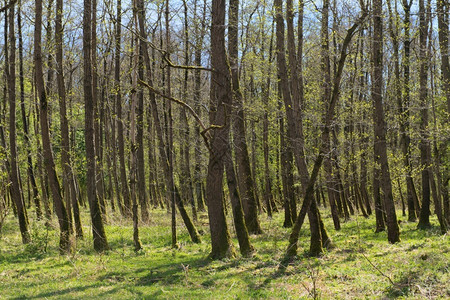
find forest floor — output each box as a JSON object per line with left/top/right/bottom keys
{"left": 0, "top": 205, "right": 448, "bottom": 299}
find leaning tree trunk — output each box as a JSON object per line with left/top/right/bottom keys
{"left": 285, "top": 11, "right": 367, "bottom": 258}
{"left": 320, "top": 0, "right": 341, "bottom": 230}
{"left": 276, "top": 0, "right": 327, "bottom": 256}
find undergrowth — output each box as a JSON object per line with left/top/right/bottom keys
{"left": 0, "top": 208, "right": 448, "bottom": 299}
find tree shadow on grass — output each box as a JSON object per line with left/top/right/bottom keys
{"left": 11, "top": 283, "right": 101, "bottom": 300}
{"left": 96, "top": 256, "right": 211, "bottom": 288}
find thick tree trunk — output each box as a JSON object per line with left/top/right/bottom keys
{"left": 203, "top": 0, "right": 238, "bottom": 259}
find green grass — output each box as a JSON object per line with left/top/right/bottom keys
{"left": 0, "top": 207, "right": 448, "bottom": 299}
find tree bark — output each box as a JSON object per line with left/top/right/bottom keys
{"left": 204, "top": 0, "right": 237, "bottom": 259}
{"left": 285, "top": 12, "right": 366, "bottom": 258}
{"left": 136, "top": 0, "right": 201, "bottom": 244}
{"left": 372, "top": 0, "right": 400, "bottom": 243}
{"left": 229, "top": 0, "right": 262, "bottom": 235}
{"left": 36, "top": 0, "right": 72, "bottom": 252}
{"left": 115, "top": 0, "right": 131, "bottom": 218}
{"left": 8, "top": 2, "right": 30, "bottom": 244}
{"left": 436, "top": 0, "right": 450, "bottom": 225}
{"left": 83, "top": 0, "right": 108, "bottom": 252}
{"left": 18, "top": 2, "right": 42, "bottom": 221}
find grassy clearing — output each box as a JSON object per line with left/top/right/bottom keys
{"left": 0, "top": 207, "right": 448, "bottom": 299}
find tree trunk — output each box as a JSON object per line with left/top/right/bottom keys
{"left": 193, "top": 0, "right": 207, "bottom": 213}
{"left": 136, "top": 8, "right": 149, "bottom": 224}
{"left": 83, "top": 0, "right": 108, "bottom": 252}
{"left": 115, "top": 0, "right": 131, "bottom": 218}
{"left": 18, "top": 3, "right": 42, "bottom": 221}
{"left": 436, "top": 0, "right": 450, "bottom": 226}
{"left": 129, "top": 28, "right": 143, "bottom": 251}
{"left": 229, "top": 0, "right": 262, "bottom": 235}
{"left": 285, "top": 11, "right": 366, "bottom": 258}
{"left": 372, "top": 0, "right": 400, "bottom": 243}
{"left": 401, "top": 0, "right": 421, "bottom": 221}
{"left": 56, "top": 0, "right": 81, "bottom": 237}
{"left": 136, "top": 0, "right": 201, "bottom": 244}
{"left": 8, "top": 2, "right": 30, "bottom": 244}
{"left": 36, "top": 0, "right": 72, "bottom": 252}
{"left": 204, "top": 0, "right": 237, "bottom": 259}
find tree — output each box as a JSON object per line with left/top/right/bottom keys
{"left": 436, "top": 0, "right": 450, "bottom": 226}
{"left": 285, "top": 8, "right": 367, "bottom": 258}
{"left": 116, "top": 0, "right": 131, "bottom": 218}
{"left": 135, "top": 0, "right": 201, "bottom": 245}
{"left": 36, "top": 0, "right": 72, "bottom": 252}
{"left": 205, "top": 0, "right": 237, "bottom": 259}
{"left": 83, "top": 0, "right": 108, "bottom": 252}
{"left": 18, "top": 1, "right": 42, "bottom": 221}
{"left": 229, "top": 0, "right": 262, "bottom": 235}
{"left": 8, "top": 0, "right": 30, "bottom": 244}
{"left": 56, "top": 0, "right": 83, "bottom": 238}
{"left": 372, "top": 0, "right": 400, "bottom": 243}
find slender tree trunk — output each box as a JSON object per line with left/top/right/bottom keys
{"left": 91, "top": 0, "right": 106, "bottom": 219}
{"left": 56, "top": 0, "right": 80, "bottom": 236}
{"left": 321, "top": 0, "right": 341, "bottom": 230}
{"left": 401, "top": 0, "right": 421, "bottom": 221}
{"left": 115, "top": 0, "right": 131, "bottom": 217}
{"left": 229, "top": 0, "right": 261, "bottom": 235}
{"left": 136, "top": 8, "right": 149, "bottom": 224}
{"left": 436, "top": 0, "right": 450, "bottom": 225}
{"left": 285, "top": 11, "right": 366, "bottom": 258}
{"left": 83, "top": 0, "right": 108, "bottom": 252}
{"left": 179, "top": 0, "right": 197, "bottom": 222}
{"left": 263, "top": 28, "right": 274, "bottom": 227}
{"left": 36, "top": 0, "right": 72, "bottom": 252}
{"left": 18, "top": 2, "right": 42, "bottom": 221}
{"left": 372, "top": 0, "right": 400, "bottom": 243}
{"left": 136, "top": 0, "right": 201, "bottom": 244}
{"left": 8, "top": 2, "right": 30, "bottom": 244}
{"left": 129, "top": 25, "right": 143, "bottom": 250}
